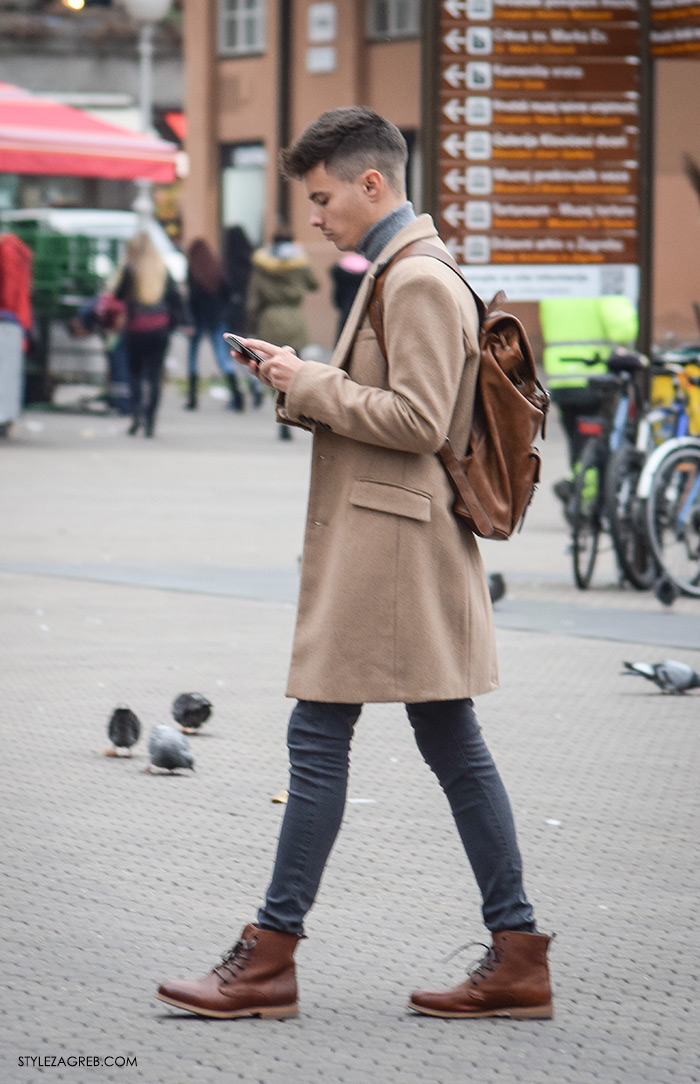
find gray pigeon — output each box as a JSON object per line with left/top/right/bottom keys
{"left": 622, "top": 659, "right": 700, "bottom": 694}
{"left": 105, "top": 706, "right": 141, "bottom": 756}
{"left": 146, "top": 725, "right": 195, "bottom": 773}
{"left": 488, "top": 573, "right": 506, "bottom": 605}
{"left": 171, "top": 692, "right": 212, "bottom": 733}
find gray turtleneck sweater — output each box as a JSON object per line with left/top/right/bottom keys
{"left": 357, "top": 202, "right": 417, "bottom": 264}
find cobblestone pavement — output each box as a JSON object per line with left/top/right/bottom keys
{"left": 1, "top": 369, "right": 698, "bottom": 1084}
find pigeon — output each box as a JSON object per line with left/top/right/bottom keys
{"left": 488, "top": 573, "right": 506, "bottom": 605}
{"left": 171, "top": 692, "right": 212, "bottom": 733}
{"left": 622, "top": 659, "right": 700, "bottom": 694}
{"left": 105, "top": 706, "right": 141, "bottom": 757}
{"left": 145, "top": 725, "right": 195, "bottom": 773}
{"left": 654, "top": 574, "right": 680, "bottom": 608}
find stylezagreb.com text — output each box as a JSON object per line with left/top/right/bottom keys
{"left": 18, "top": 1056, "right": 137, "bottom": 1068}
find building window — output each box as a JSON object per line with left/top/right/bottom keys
{"left": 220, "top": 143, "right": 267, "bottom": 248}
{"left": 218, "top": 0, "right": 266, "bottom": 57}
{"left": 366, "top": 0, "right": 420, "bottom": 40}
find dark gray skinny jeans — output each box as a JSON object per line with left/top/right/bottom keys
{"left": 257, "top": 698, "right": 535, "bottom": 937}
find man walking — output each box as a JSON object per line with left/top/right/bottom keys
{"left": 156, "top": 107, "right": 553, "bottom": 1021}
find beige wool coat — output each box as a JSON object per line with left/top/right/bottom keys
{"left": 277, "top": 214, "right": 499, "bottom": 703}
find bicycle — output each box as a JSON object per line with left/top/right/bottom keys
{"left": 562, "top": 351, "right": 651, "bottom": 590}
{"left": 603, "top": 349, "right": 700, "bottom": 590}
{"left": 635, "top": 354, "right": 700, "bottom": 596}
{"left": 636, "top": 436, "right": 700, "bottom": 596}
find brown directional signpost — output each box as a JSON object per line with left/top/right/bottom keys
{"left": 651, "top": 0, "right": 700, "bottom": 55}
{"left": 423, "top": 0, "right": 648, "bottom": 313}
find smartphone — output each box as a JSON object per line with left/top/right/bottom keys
{"left": 223, "top": 332, "right": 266, "bottom": 365}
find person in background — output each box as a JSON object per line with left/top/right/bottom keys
{"left": 68, "top": 290, "right": 130, "bottom": 415}
{"left": 222, "top": 225, "right": 263, "bottom": 408}
{"left": 245, "top": 228, "right": 319, "bottom": 439}
{"left": 539, "top": 295, "right": 639, "bottom": 500}
{"left": 185, "top": 237, "right": 247, "bottom": 412}
{"left": 223, "top": 225, "right": 253, "bottom": 333}
{"left": 114, "top": 231, "right": 183, "bottom": 438}
{"left": 330, "top": 251, "right": 369, "bottom": 342}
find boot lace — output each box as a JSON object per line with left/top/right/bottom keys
{"left": 443, "top": 941, "right": 503, "bottom": 986}
{"left": 213, "top": 934, "right": 257, "bottom": 984}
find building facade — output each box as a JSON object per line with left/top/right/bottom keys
{"left": 182, "top": 0, "right": 423, "bottom": 345}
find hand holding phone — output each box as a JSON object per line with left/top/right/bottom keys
{"left": 222, "top": 333, "right": 266, "bottom": 365}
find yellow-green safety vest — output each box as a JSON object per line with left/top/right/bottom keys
{"left": 539, "top": 296, "right": 639, "bottom": 389}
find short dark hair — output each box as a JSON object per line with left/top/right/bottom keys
{"left": 279, "top": 107, "right": 408, "bottom": 195}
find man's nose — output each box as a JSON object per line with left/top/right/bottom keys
{"left": 309, "top": 209, "right": 324, "bottom": 228}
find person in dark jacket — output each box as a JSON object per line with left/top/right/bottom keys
{"left": 114, "top": 231, "right": 183, "bottom": 438}
{"left": 223, "top": 225, "right": 253, "bottom": 333}
{"left": 185, "top": 237, "right": 247, "bottom": 411}
{"left": 221, "top": 225, "right": 263, "bottom": 407}
{"left": 330, "top": 251, "right": 369, "bottom": 342}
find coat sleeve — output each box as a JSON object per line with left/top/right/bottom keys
{"left": 282, "top": 259, "right": 478, "bottom": 454}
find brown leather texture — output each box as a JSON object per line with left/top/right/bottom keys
{"left": 408, "top": 930, "right": 554, "bottom": 1019}
{"left": 411, "top": 932, "right": 554, "bottom": 1014}
{"left": 155, "top": 923, "right": 300, "bottom": 1019}
{"left": 369, "top": 242, "right": 550, "bottom": 540}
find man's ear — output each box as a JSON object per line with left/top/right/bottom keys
{"left": 360, "top": 169, "right": 384, "bottom": 201}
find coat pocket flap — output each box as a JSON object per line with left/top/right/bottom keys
{"left": 350, "top": 479, "right": 432, "bottom": 522}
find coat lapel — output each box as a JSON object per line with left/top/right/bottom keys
{"left": 329, "top": 214, "right": 440, "bottom": 371}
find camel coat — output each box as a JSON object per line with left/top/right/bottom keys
{"left": 277, "top": 214, "right": 498, "bottom": 703}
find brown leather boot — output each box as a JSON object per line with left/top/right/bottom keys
{"left": 155, "top": 924, "right": 300, "bottom": 1019}
{"left": 408, "top": 930, "right": 554, "bottom": 1019}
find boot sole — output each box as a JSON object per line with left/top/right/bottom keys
{"left": 407, "top": 1000, "right": 554, "bottom": 1020}
{"left": 154, "top": 993, "right": 298, "bottom": 1020}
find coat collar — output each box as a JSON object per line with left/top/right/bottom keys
{"left": 330, "top": 213, "right": 440, "bottom": 370}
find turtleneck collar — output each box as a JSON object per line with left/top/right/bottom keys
{"left": 357, "top": 202, "right": 417, "bottom": 264}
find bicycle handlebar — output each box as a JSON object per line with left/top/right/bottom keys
{"left": 651, "top": 360, "right": 700, "bottom": 386}
{"left": 560, "top": 351, "right": 647, "bottom": 375}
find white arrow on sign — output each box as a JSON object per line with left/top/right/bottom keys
{"left": 444, "top": 28, "right": 468, "bottom": 53}
{"left": 445, "top": 237, "right": 469, "bottom": 262}
{"left": 444, "top": 0, "right": 469, "bottom": 16}
{"left": 443, "top": 203, "right": 469, "bottom": 228}
{"left": 443, "top": 63, "right": 469, "bottom": 87}
{"left": 443, "top": 133, "right": 468, "bottom": 158}
{"left": 443, "top": 98, "right": 469, "bottom": 124}
{"left": 443, "top": 168, "right": 470, "bottom": 192}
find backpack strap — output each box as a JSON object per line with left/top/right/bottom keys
{"left": 367, "top": 240, "right": 487, "bottom": 356}
{"left": 366, "top": 242, "right": 496, "bottom": 536}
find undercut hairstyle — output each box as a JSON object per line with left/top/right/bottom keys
{"left": 279, "top": 107, "right": 408, "bottom": 195}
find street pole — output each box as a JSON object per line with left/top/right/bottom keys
{"left": 133, "top": 20, "right": 156, "bottom": 226}
{"left": 122, "top": 0, "right": 173, "bottom": 227}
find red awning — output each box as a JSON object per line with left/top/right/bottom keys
{"left": 0, "top": 82, "right": 177, "bottom": 183}
{"left": 163, "top": 111, "right": 186, "bottom": 142}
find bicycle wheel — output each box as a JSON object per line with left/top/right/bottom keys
{"left": 605, "top": 443, "right": 657, "bottom": 589}
{"left": 645, "top": 442, "right": 700, "bottom": 597}
{"left": 570, "top": 438, "right": 603, "bottom": 589}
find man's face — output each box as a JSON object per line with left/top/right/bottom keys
{"left": 303, "top": 163, "right": 375, "bottom": 252}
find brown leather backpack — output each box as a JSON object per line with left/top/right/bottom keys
{"left": 368, "top": 241, "right": 549, "bottom": 540}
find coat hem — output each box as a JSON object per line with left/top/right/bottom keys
{"left": 284, "top": 680, "right": 500, "bottom": 704}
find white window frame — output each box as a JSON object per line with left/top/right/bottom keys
{"left": 366, "top": 0, "right": 420, "bottom": 41}
{"left": 218, "top": 0, "right": 267, "bottom": 57}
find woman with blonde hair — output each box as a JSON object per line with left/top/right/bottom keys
{"left": 114, "top": 230, "right": 183, "bottom": 437}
